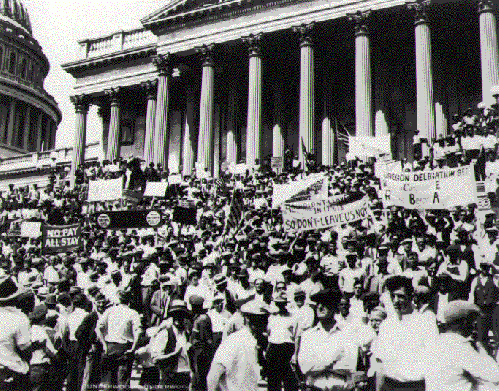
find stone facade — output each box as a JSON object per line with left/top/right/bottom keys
{"left": 63, "top": 0, "right": 499, "bottom": 179}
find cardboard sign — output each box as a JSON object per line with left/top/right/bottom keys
{"left": 283, "top": 197, "right": 370, "bottom": 232}
{"left": 144, "top": 182, "right": 169, "bottom": 197}
{"left": 93, "top": 210, "right": 164, "bottom": 230}
{"left": 173, "top": 200, "right": 197, "bottom": 225}
{"left": 88, "top": 178, "right": 123, "bottom": 202}
{"left": 42, "top": 224, "right": 82, "bottom": 254}
{"left": 380, "top": 165, "right": 478, "bottom": 209}
{"left": 168, "top": 175, "right": 182, "bottom": 185}
{"left": 20, "top": 221, "right": 42, "bottom": 238}
{"left": 349, "top": 135, "right": 391, "bottom": 159}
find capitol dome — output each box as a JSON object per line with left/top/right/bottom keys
{"left": 0, "top": 0, "right": 61, "bottom": 158}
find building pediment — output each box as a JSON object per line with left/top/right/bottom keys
{"left": 141, "top": 0, "right": 269, "bottom": 30}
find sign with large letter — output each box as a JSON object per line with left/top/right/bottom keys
{"left": 381, "top": 165, "right": 478, "bottom": 209}
{"left": 282, "top": 197, "right": 370, "bottom": 232}
{"left": 42, "top": 224, "right": 82, "bottom": 253}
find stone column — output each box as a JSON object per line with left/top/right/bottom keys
{"left": 273, "top": 72, "right": 285, "bottom": 159}
{"left": 243, "top": 33, "right": 263, "bottom": 166}
{"left": 36, "top": 112, "right": 43, "bottom": 152}
{"left": 293, "top": 23, "right": 315, "bottom": 168}
{"left": 182, "top": 81, "right": 196, "bottom": 177}
{"left": 196, "top": 44, "right": 216, "bottom": 175}
{"left": 226, "top": 85, "right": 238, "bottom": 165}
{"left": 408, "top": 0, "right": 436, "bottom": 147}
{"left": 479, "top": 0, "right": 499, "bottom": 106}
{"left": 105, "top": 87, "right": 121, "bottom": 162}
{"left": 142, "top": 80, "right": 157, "bottom": 165}
{"left": 322, "top": 71, "right": 335, "bottom": 167}
{"left": 6, "top": 99, "right": 16, "bottom": 146}
{"left": 97, "top": 106, "right": 110, "bottom": 160}
{"left": 70, "top": 95, "right": 90, "bottom": 185}
{"left": 348, "top": 10, "right": 374, "bottom": 138}
{"left": 22, "top": 106, "right": 31, "bottom": 150}
{"left": 152, "top": 53, "right": 173, "bottom": 169}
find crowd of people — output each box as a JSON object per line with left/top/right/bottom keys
{"left": 1, "top": 106, "right": 499, "bottom": 391}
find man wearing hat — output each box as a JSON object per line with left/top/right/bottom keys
{"left": 29, "top": 304, "right": 57, "bottom": 391}
{"left": 425, "top": 301, "right": 499, "bottom": 391}
{"left": 189, "top": 295, "right": 214, "bottom": 391}
{"left": 297, "top": 288, "right": 367, "bottom": 391}
{"left": 208, "top": 295, "right": 232, "bottom": 351}
{"left": 374, "top": 276, "right": 438, "bottom": 391}
{"left": 208, "top": 300, "right": 270, "bottom": 391}
{"left": 150, "top": 274, "right": 175, "bottom": 327}
{"left": 0, "top": 276, "right": 32, "bottom": 391}
{"left": 213, "top": 274, "right": 237, "bottom": 314}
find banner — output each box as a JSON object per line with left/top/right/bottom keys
{"left": 42, "top": 224, "right": 82, "bottom": 253}
{"left": 380, "top": 165, "right": 478, "bottom": 209}
{"left": 88, "top": 178, "right": 123, "bottom": 202}
{"left": 283, "top": 197, "right": 370, "bottom": 232}
{"left": 272, "top": 172, "right": 327, "bottom": 208}
{"left": 144, "top": 182, "right": 169, "bottom": 197}
{"left": 93, "top": 210, "right": 164, "bottom": 230}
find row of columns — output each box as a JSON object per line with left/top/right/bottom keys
{"left": 70, "top": 0, "right": 499, "bottom": 183}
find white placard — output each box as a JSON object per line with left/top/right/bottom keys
{"left": 20, "top": 221, "right": 42, "bottom": 238}
{"left": 88, "top": 178, "right": 123, "bottom": 202}
{"left": 144, "top": 182, "right": 169, "bottom": 197}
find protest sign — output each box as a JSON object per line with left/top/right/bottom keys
{"left": 168, "top": 175, "right": 182, "bottom": 185}
{"left": 380, "top": 165, "right": 478, "bottom": 209}
{"left": 93, "top": 210, "right": 164, "bottom": 229}
{"left": 88, "top": 178, "right": 123, "bottom": 202}
{"left": 144, "top": 182, "right": 169, "bottom": 197}
{"left": 272, "top": 172, "right": 326, "bottom": 208}
{"left": 348, "top": 135, "right": 391, "bottom": 159}
{"left": 283, "top": 197, "right": 370, "bottom": 232}
{"left": 42, "top": 224, "right": 82, "bottom": 253}
{"left": 20, "top": 221, "right": 42, "bottom": 238}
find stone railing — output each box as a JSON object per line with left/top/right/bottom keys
{"left": 79, "top": 27, "right": 156, "bottom": 59}
{"left": 0, "top": 142, "right": 102, "bottom": 173}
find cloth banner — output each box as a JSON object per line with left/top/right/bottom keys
{"left": 271, "top": 157, "right": 284, "bottom": 173}
{"left": 272, "top": 172, "right": 327, "bottom": 208}
{"left": 380, "top": 165, "right": 478, "bottom": 209}
{"left": 144, "top": 182, "right": 169, "bottom": 197}
{"left": 283, "top": 197, "right": 370, "bottom": 232}
{"left": 93, "top": 210, "right": 163, "bottom": 230}
{"left": 42, "top": 224, "right": 82, "bottom": 253}
{"left": 88, "top": 178, "right": 123, "bottom": 202}
{"left": 20, "top": 221, "right": 42, "bottom": 238}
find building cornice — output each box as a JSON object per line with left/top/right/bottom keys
{"left": 62, "top": 44, "right": 156, "bottom": 77}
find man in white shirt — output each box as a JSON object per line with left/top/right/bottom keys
{"left": 374, "top": 275, "right": 438, "bottom": 391}
{"left": 426, "top": 301, "right": 499, "bottom": 391}
{"left": 207, "top": 300, "right": 270, "bottom": 391}
{"left": 0, "top": 276, "right": 32, "bottom": 391}
{"left": 97, "top": 289, "right": 141, "bottom": 389}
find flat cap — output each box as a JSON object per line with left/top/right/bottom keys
{"left": 310, "top": 288, "right": 342, "bottom": 309}
{"left": 189, "top": 295, "right": 205, "bottom": 307}
{"left": 442, "top": 301, "right": 481, "bottom": 325}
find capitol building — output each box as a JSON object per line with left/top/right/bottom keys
{"left": 0, "top": 0, "right": 60, "bottom": 157}
{"left": 62, "top": 0, "right": 498, "bottom": 179}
